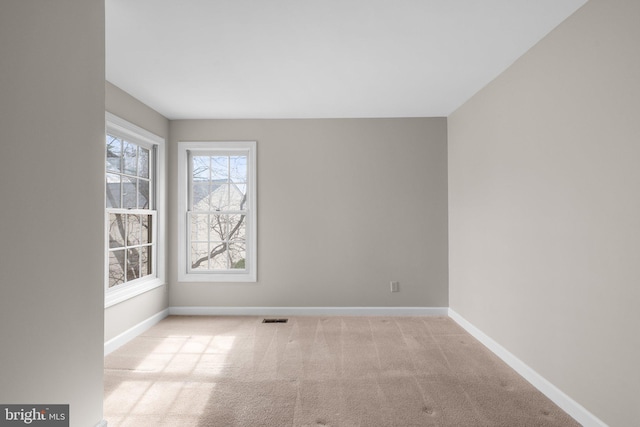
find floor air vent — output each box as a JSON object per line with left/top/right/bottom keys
{"left": 262, "top": 318, "right": 288, "bottom": 323}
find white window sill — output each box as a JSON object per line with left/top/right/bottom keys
{"left": 105, "top": 277, "right": 165, "bottom": 308}
{"left": 178, "top": 271, "right": 256, "bottom": 283}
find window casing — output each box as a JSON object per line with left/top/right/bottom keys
{"left": 105, "top": 113, "right": 165, "bottom": 306}
{"left": 178, "top": 141, "right": 257, "bottom": 282}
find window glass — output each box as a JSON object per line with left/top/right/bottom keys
{"left": 178, "top": 141, "right": 256, "bottom": 282}
{"left": 105, "top": 134, "right": 155, "bottom": 289}
{"left": 188, "top": 154, "right": 247, "bottom": 271}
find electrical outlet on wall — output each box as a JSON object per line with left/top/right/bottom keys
{"left": 390, "top": 281, "right": 400, "bottom": 292}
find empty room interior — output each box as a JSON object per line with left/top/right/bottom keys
{"left": 1, "top": 0, "right": 639, "bottom": 426}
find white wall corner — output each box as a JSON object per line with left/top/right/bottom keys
{"left": 95, "top": 420, "right": 108, "bottom": 427}
{"left": 104, "top": 308, "right": 170, "bottom": 356}
{"left": 168, "top": 306, "right": 449, "bottom": 316}
{"left": 447, "top": 309, "right": 608, "bottom": 427}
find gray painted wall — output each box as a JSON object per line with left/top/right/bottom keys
{"left": 105, "top": 82, "right": 170, "bottom": 342}
{"left": 448, "top": 0, "right": 640, "bottom": 425}
{"left": 169, "top": 118, "right": 448, "bottom": 308}
{"left": 0, "top": 1, "right": 105, "bottom": 426}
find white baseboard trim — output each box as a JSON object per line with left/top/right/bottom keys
{"left": 448, "top": 309, "right": 607, "bottom": 427}
{"left": 168, "top": 306, "right": 449, "bottom": 317}
{"left": 104, "top": 308, "right": 170, "bottom": 356}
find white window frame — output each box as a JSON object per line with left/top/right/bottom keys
{"left": 178, "top": 141, "right": 257, "bottom": 282}
{"left": 105, "top": 112, "right": 166, "bottom": 307}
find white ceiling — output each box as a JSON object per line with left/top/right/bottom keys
{"left": 106, "top": 0, "right": 587, "bottom": 120}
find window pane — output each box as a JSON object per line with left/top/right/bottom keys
{"left": 106, "top": 136, "right": 122, "bottom": 172}
{"left": 209, "top": 184, "right": 230, "bottom": 211}
{"left": 192, "top": 182, "right": 211, "bottom": 210}
{"left": 209, "top": 242, "right": 228, "bottom": 270}
{"left": 108, "top": 214, "right": 125, "bottom": 248}
{"left": 235, "top": 183, "right": 247, "bottom": 195}
{"left": 229, "top": 184, "right": 247, "bottom": 210}
{"left": 127, "top": 248, "right": 140, "bottom": 281}
{"left": 229, "top": 242, "right": 246, "bottom": 269}
{"left": 190, "top": 213, "right": 209, "bottom": 242}
{"left": 109, "top": 250, "right": 125, "bottom": 287}
{"left": 141, "top": 246, "right": 152, "bottom": 277}
{"left": 211, "top": 156, "right": 228, "bottom": 181}
{"left": 209, "top": 214, "right": 226, "bottom": 241}
{"left": 192, "top": 156, "right": 210, "bottom": 181}
{"left": 191, "top": 243, "right": 210, "bottom": 270}
{"left": 229, "top": 156, "right": 247, "bottom": 183}
{"left": 138, "top": 147, "right": 150, "bottom": 178}
{"left": 106, "top": 174, "right": 121, "bottom": 208}
{"left": 227, "top": 214, "right": 246, "bottom": 241}
{"left": 127, "top": 214, "right": 141, "bottom": 246}
{"left": 138, "top": 179, "right": 150, "bottom": 209}
{"left": 141, "top": 215, "right": 151, "bottom": 245}
{"left": 123, "top": 140, "right": 138, "bottom": 176}
{"left": 122, "top": 177, "right": 137, "bottom": 209}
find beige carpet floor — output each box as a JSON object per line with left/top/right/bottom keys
{"left": 104, "top": 316, "right": 580, "bottom": 426}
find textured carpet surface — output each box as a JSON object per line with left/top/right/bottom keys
{"left": 104, "top": 316, "right": 580, "bottom": 426}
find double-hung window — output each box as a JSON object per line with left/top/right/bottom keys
{"left": 178, "top": 141, "right": 256, "bottom": 282}
{"left": 105, "top": 113, "right": 165, "bottom": 306}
